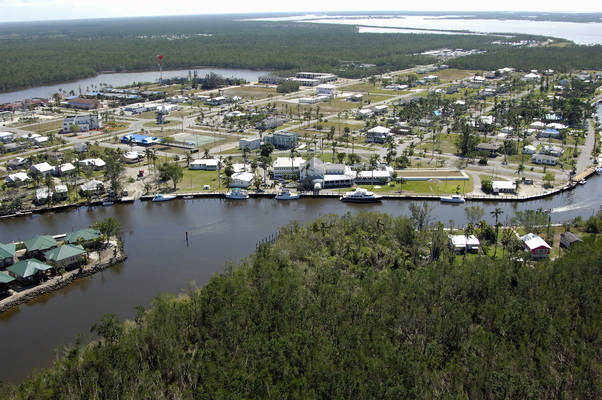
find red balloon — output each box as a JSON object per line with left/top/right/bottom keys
{"left": 158, "top": 55, "right": 163, "bottom": 61}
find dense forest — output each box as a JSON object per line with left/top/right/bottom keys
{"left": 449, "top": 45, "right": 602, "bottom": 73}
{"left": 2, "top": 212, "right": 599, "bottom": 399}
{"left": 0, "top": 15, "right": 536, "bottom": 93}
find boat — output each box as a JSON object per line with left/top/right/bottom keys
{"left": 225, "top": 188, "right": 249, "bottom": 200}
{"left": 275, "top": 188, "right": 300, "bottom": 200}
{"left": 152, "top": 193, "right": 177, "bottom": 202}
{"left": 182, "top": 195, "right": 195, "bottom": 199}
{"left": 339, "top": 188, "right": 382, "bottom": 203}
{"left": 440, "top": 194, "right": 466, "bottom": 204}
{"left": 102, "top": 201, "right": 114, "bottom": 206}
{"left": 578, "top": 179, "right": 587, "bottom": 185}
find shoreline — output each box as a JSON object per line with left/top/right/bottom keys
{"left": 0, "top": 240, "right": 127, "bottom": 313}
{"left": 0, "top": 168, "right": 597, "bottom": 220}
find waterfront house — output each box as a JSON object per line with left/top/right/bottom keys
{"left": 80, "top": 180, "right": 105, "bottom": 196}
{"left": 449, "top": 235, "right": 480, "bottom": 253}
{"left": 0, "top": 243, "right": 16, "bottom": 267}
{"left": 355, "top": 170, "right": 391, "bottom": 185}
{"left": 560, "top": 232, "right": 582, "bottom": 249}
{"left": 531, "top": 154, "right": 558, "bottom": 166}
{"left": 0, "top": 271, "right": 15, "bottom": 292}
{"left": 300, "top": 158, "right": 355, "bottom": 188}
{"left": 492, "top": 181, "right": 516, "bottom": 194}
{"left": 7, "top": 259, "right": 53, "bottom": 284}
{"left": 272, "top": 157, "right": 305, "bottom": 179}
{"left": 65, "top": 228, "right": 101, "bottom": 248}
{"left": 521, "top": 233, "right": 551, "bottom": 259}
{"left": 24, "top": 235, "right": 58, "bottom": 259}
{"left": 230, "top": 172, "right": 254, "bottom": 188}
{"left": 53, "top": 185, "right": 68, "bottom": 201}
{"left": 35, "top": 188, "right": 51, "bottom": 205}
{"left": 44, "top": 244, "right": 86, "bottom": 270}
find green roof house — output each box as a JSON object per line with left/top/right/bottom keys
{"left": 65, "top": 228, "right": 101, "bottom": 246}
{"left": 7, "top": 259, "right": 52, "bottom": 283}
{"left": 0, "top": 243, "right": 16, "bottom": 267}
{"left": 24, "top": 235, "right": 58, "bottom": 258}
{"left": 0, "top": 271, "right": 16, "bottom": 285}
{"left": 45, "top": 244, "right": 86, "bottom": 269}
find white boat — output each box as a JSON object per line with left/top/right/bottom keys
{"left": 102, "top": 201, "right": 114, "bottom": 206}
{"left": 440, "top": 194, "right": 465, "bottom": 203}
{"left": 152, "top": 193, "right": 176, "bottom": 202}
{"left": 225, "top": 188, "right": 249, "bottom": 200}
{"left": 275, "top": 188, "right": 300, "bottom": 200}
{"left": 578, "top": 179, "right": 587, "bottom": 185}
{"left": 340, "top": 188, "right": 382, "bottom": 203}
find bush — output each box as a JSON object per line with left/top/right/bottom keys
{"left": 481, "top": 179, "right": 493, "bottom": 193}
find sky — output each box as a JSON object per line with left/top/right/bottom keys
{"left": 1, "top": 0, "right": 600, "bottom": 23}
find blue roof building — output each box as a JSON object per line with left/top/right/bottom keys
{"left": 120, "top": 134, "right": 161, "bottom": 146}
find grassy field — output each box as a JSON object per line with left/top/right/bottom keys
{"left": 223, "top": 85, "right": 277, "bottom": 99}
{"left": 436, "top": 68, "right": 480, "bottom": 82}
{"left": 360, "top": 175, "right": 474, "bottom": 195}
{"left": 22, "top": 120, "right": 63, "bottom": 133}
{"left": 177, "top": 169, "right": 222, "bottom": 193}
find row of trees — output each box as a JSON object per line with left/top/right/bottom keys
{"left": 4, "top": 211, "right": 599, "bottom": 398}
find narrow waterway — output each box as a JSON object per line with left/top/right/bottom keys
{"left": 0, "top": 179, "right": 601, "bottom": 383}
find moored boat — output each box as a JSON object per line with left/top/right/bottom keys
{"left": 340, "top": 188, "right": 382, "bottom": 203}
{"left": 440, "top": 194, "right": 465, "bottom": 203}
{"left": 578, "top": 179, "right": 587, "bottom": 185}
{"left": 152, "top": 193, "right": 177, "bottom": 202}
{"left": 275, "top": 188, "right": 300, "bottom": 200}
{"left": 225, "top": 188, "right": 249, "bottom": 200}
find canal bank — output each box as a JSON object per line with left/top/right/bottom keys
{"left": 0, "top": 174, "right": 600, "bottom": 384}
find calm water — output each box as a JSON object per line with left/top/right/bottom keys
{"left": 0, "top": 67, "right": 270, "bottom": 104}
{"left": 302, "top": 15, "right": 602, "bottom": 45}
{"left": 1, "top": 180, "right": 601, "bottom": 383}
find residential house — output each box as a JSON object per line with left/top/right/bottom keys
{"left": 540, "top": 145, "right": 564, "bottom": 157}
{"left": 30, "top": 162, "right": 53, "bottom": 176}
{"left": 0, "top": 272, "right": 15, "bottom": 291}
{"left": 230, "top": 172, "right": 255, "bottom": 188}
{"left": 347, "top": 94, "right": 363, "bottom": 102}
{"left": 475, "top": 142, "right": 502, "bottom": 156}
{"left": 120, "top": 133, "right": 160, "bottom": 146}
{"left": 371, "top": 105, "right": 388, "bottom": 115}
{"left": 53, "top": 162, "right": 75, "bottom": 176}
{"left": 7, "top": 157, "right": 29, "bottom": 170}
{"left": 7, "top": 259, "right": 53, "bottom": 283}
{"left": 531, "top": 154, "right": 558, "bottom": 165}
{"left": 79, "top": 158, "right": 106, "bottom": 170}
{"left": 316, "top": 84, "right": 336, "bottom": 96}
{"left": 80, "top": 180, "right": 105, "bottom": 196}
{"left": 449, "top": 235, "right": 480, "bottom": 253}
{"left": 35, "top": 188, "right": 51, "bottom": 205}
{"left": 559, "top": 232, "right": 582, "bottom": 248}
{"left": 355, "top": 170, "right": 391, "bottom": 185}
{"left": 0, "top": 243, "right": 16, "bottom": 267}
{"left": 521, "top": 233, "right": 551, "bottom": 258}
{"left": 189, "top": 159, "right": 220, "bottom": 171}
{"left": 492, "top": 181, "right": 516, "bottom": 194}
{"left": 355, "top": 109, "right": 374, "bottom": 119}
{"left": 65, "top": 228, "right": 101, "bottom": 248}
{"left": 5, "top": 172, "right": 30, "bottom": 186}
{"left": 53, "top": 184, "right": 68, "bottom": 201}
{"left": 44, "top": 244, "right": 86, "bottom": 269}
{"left": 0, "top": 131, "right": 14, "bottom": 143}
{"left": 23, "top": 235, "right": 58, "bottom": 259}
{"left": 522, "top": 145, "right": 537, "bottom": 154}
{"left": 122, "top": 151, "right": 143, "bottom": 164}
{"left": 366, "top": 126, "right": 392, "bottom": 144}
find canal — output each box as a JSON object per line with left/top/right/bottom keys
{"left": 0, "top": 179, "right": 601, "bottom": 383}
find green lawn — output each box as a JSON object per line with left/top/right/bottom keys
{"left": 359, "top": 175, "right": 473, "bottom": 195}
{"left": 177, "top": 169, "right": 223, "bottom": 193}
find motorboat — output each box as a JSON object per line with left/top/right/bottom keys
{"left": 275, "top": 188, "right": 300, "bottom": 200}
{"left": 578, "top": 179, "right": 587, "bottom": 185}
{"left": 225, "top": 188, "right": 249, "bottom": 200}
{"left": 102, "top": 201, "right": 114, "bottom": 206}
{"left": 340, "top": 188, "right": 382, "bottom": 203}
{"left": 440, "top": 194, "right": 465, "bottom": 203}
{"left": 152, "top": 193, "right": 177, "bottom": 202}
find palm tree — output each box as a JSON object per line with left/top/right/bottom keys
{"left": 370, "top": 154, "right": 379, "bottom": 185}
{"left": 289, "top": 146, "right": 298, "bottom": 180}
{"left": 331, "top": 141, "right": 337, "bottom": 163}
{"left": 490, "top": 208, "right": 504, "bottom": 257}
{"left": 463, "top": 223, "right": 475, "bottom": 264}
{"left": 217, "top": 156, "right": 223, "bottom": 192}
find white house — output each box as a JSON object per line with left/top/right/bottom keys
{"left": 492, "top": 181, "right": 516, "bottom": 194}
{"left": 62, "top": 114, "right": 103, "bottom": 133}
{"left": 531, "top": 154, "right": 558, "bottom": 165}
{"left": 53, "top": 184, "right": 68, "bottom": 201}
{"left": 0, "top": 131, "right": 14, "bottom": 143}
{"left": 53, "top": 162, "right": 76, "bottom": 176}
{"left": 449, "top": 235, "right": 480, "bottom": 253}
{"left": 355, "top": 170, "right": 391, "bottom": 185}
{"left": 371, "top": 105, "right": 389, "bottom": 114}
{"left": 272, "top": 157, "right": 305, "bottom": 178}
{"left": 230, "top": 172, "right": 255, "bottom": 188}
{"left": 366, "top": 126, "right": 392, "bottom": 144}
{"left": 355, "top": 109, "right": 374, "bottom": 119}
{"left": 33, "top": 136, "right": 49, "bottom": 146}
{"left": 80, "top": 180, "right": 104, "bottom": 195}
{"left": 79, "top": 158, "right": 106, "bottom": 170}
{"left": 522, "top": 145, "right": 537, "bottom": 155}
{"left": 522, "top": 72, "right": 541, "bottom": 81}
{"left": 30, "top": 162, "right": 53, "bottom": 176}
{"left": 190, "top": 159, "right": 220, "bottom": 171}
{"left": 540, "top": 145, "right": 564, "bottom": 157}
{"left": 530, "top": 121, "right": 546, "bottom": 130}
{"left": 6, "top": 172, "right": 30, "bottom": 185}
{"left": 122, "top": 151, "right": 143, "bottom": 163}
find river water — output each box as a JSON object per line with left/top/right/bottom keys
{"left": 0, "top": 67, "right": 270, "bottom": 105}
{"left": 0, "top": 180, "right": 601, "bottom": 383}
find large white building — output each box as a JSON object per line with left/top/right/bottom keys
{"left": 300, "top": 158, "right": 355, "bottom": 188}
{"left": 272, "top": 157, "right": 305, "bottom": 178}
{"left": 62, "top": 114, "right": 103, "bottom": 133}
{"left": 366, "top": 126, "right": 392, "bottom": 143}
{"left": 230, "top": 172, "right": 255, "bottom": 188}
{"left": 264, "top": 131, "right": 298, "bottom": 150}
{"left": 190, "top": 159, "right": 220, "bottom": 171}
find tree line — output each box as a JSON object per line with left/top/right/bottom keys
{"left": 2, "top": 212, "right": 599, "bottom": 399}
